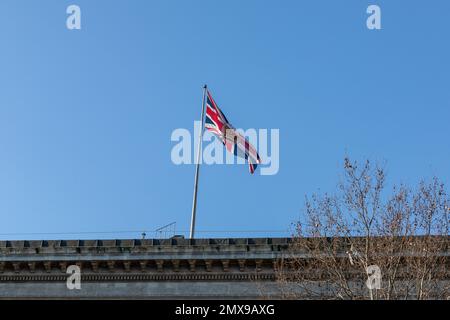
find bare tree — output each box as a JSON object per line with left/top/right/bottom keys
{"left": 276, "top": 158, "right": 450, "bottom": 300}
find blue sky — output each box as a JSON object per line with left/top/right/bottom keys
{"left": 0, "top": 0, "right": 449, "bottom": 240}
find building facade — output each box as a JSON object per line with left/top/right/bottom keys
{"left": 0, "top": 237, "right": 290, "bottom": 299}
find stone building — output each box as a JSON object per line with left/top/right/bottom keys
{"left": 1, "top": 236, "right": 448, "bottom": 299}
{"left": 0, "top": 237, "right": 290, "bottom": 299}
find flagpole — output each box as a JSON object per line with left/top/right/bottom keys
{"left": 190, "top": 84, "right": 207, "bottom": 239}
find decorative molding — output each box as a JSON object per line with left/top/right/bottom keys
{"left": 238, "top": 259, "right": 246, "bottom": 272}
{"left": 156, "top": 260, "right": 164, "bottom": 272}
{"left": 139, "top": 261, "right": 147, "bottom": 272}
{"left": 59, "top": 262, "right": 67, "bottom": 273}
{"left": 0, "top": 258, "right": 281, "bottom": 276}
{"left": 221, "top": 260, "right": 230, "bottom": 272}
{"left": 0, "top": 272, "right": 276, "bottom": 283}
{"left": 0, "top": 237, "right": 292, "bottom": 250}
{"left": 188, "top": 260, "right": 196, "bottom": 272}
{"left": 12, "top": 262, "right": 20, "bottom": 273}
{"left": 27, "top": 262, "right": 36, "bottom": 273}
{"left": 171, "top": 260, "right": 180, "bottom": 272}
{"left": 91, "top": 261, "right": 99, "bottom": 272}
{"left": 204, "top": 260, "right": 212, "bottom": 272}
{"left": 255, "top": 260, "right": 263, "bottom": 272}
{"left": 107, "top": 261, "right": 115, "bottom": 272}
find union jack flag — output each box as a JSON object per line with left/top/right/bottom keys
{"left": 204, "top": 90, "right": 261, "bottom": 174}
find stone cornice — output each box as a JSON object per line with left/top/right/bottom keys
{"left": 0, "top": 272, "right": 276, "bottom": 282}
{"left": 0, "top": 238, "right": 290, "bottom": 259}
{"left": 0, "top": 238, "right": 291, "bottom": 250}
{"left": 2, "top": 237, "right": 447, "bottom": 278}
{"left": 0, "top": 258, "right": 279, "bottom": 275}
{"left": 0, "top": 238, "right": 290, "bottom": 277}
